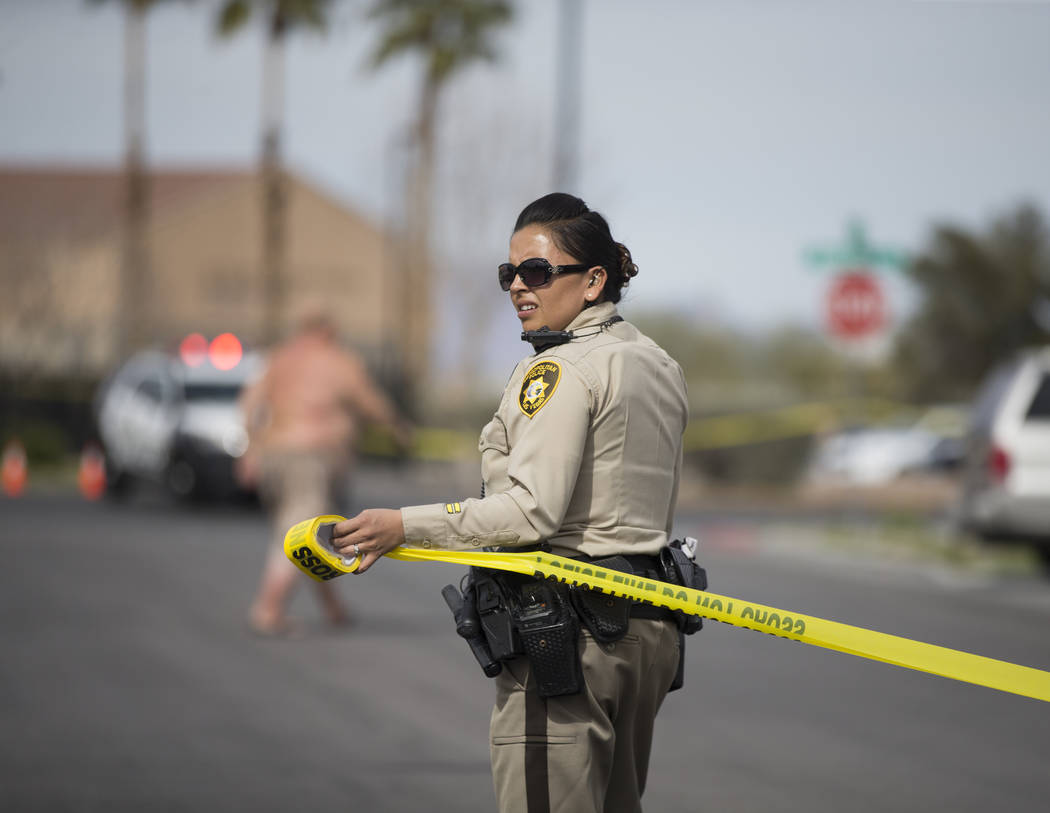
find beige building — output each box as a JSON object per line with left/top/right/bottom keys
{"left": 0, "top": 165, "right": 400, "bottom": 380}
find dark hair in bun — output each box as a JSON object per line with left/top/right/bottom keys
{"left": 513, "top": 193, "right": 638, "bottom": 304}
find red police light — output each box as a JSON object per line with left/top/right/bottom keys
{"left": 179, "top": 333, "right": 208, "bottom": 367}
{"left": 209, "top": 333, "right": 243, "bottom": 371}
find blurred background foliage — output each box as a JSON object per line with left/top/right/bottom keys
{"left": 894, "top": 204, "right": 1050, "bottom": 402}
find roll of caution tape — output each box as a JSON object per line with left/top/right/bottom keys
{"left": 284, "top": 516, "right": 1050, "bottom": 703}
{"left": 283, "top": 515, "right": 359, "bottom": 581}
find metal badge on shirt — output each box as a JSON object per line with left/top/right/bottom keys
{"left": 518, "top": 360, "right": 562, "bottom": 418}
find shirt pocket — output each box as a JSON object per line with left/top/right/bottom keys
{"left": 478, "top": 414, "right": 510, "bottom": 454}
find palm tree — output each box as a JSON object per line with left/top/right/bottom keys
{"left": 89, "top": 0, "right": 178, "bottom": 357}
{"left": 217, "top": 0, "right": 333, "bottom": 345}
{"left": 368, "top": 0, "right": 513, "bottom": 404}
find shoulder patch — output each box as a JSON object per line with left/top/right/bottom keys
{"left": 518, "top": 360, "right": 562, "bottom": 417}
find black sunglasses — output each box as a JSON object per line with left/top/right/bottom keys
{"left": 498, "top": 258, "right": 591, "bottom": 291}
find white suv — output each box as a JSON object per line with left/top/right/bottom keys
{"left": 94, "top": 348, "right": 262, "bottom": 499}
{"left": 958, "top": 347, "right": 1050, "bottom": 567}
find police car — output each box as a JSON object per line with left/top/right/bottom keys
{"left": 94, "top": 334, "right": 262, "bottom": 500}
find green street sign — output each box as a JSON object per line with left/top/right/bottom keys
{"left": 804, "top": 220, "right": 907, "bottom": 272}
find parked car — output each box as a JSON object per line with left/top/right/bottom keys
{"left": 808, "top": 425, "right": 946, "bottom": 485}
{"left": 94, "top": 345, "right": 262, "bottom": 500}
{"left": 958, "top": 347, "right": 1050, "bottom": 566}
{"left": 806, "top": 406, "right": 967, "bottom": 486}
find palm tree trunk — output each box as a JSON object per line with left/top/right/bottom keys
{"left": 260, "top": 9, "right": 288, "bottom": 345}
{"left": 402, "top": 78, "right": 439, "bottom": 410}
{"left": 553, "top": 0, "right": 582, "bottom": 191}
{"left": 120, "top": 3, "right": 149, "bottom": 358}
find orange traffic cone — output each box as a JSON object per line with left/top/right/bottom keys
{"left": 78, "top": 443, "right": 106, "bottom": 501}
{"left": 2, "top": 439, "right": 28, "bottom": 497}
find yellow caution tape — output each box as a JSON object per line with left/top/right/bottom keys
{"left": 284, "top": 515, "right": 1050, "bottom": 704}
{"left": 354, "top": 399, "right": 933, "bottom": 462}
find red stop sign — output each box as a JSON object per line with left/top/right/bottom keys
{"left": 826, "top": 270, "right": 886, "bottom": 338}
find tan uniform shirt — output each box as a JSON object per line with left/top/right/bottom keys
{"left": 401, "top": 302, "right": 688, "bottom": 557}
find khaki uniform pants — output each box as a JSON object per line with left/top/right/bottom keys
{"left": 490, "top": 618, "right": 681, "bottom": 813}
{"left": 258, "top": 450, "right": 349, "bottom": 550}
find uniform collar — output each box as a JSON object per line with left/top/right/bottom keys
{"left": 565, "top": 301, "right": 619, "bottom": 333}
{"left": 523, "top": 301, "right": 622, "bottom": 352}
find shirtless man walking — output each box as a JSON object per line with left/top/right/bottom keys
{"left": 238, "top": 309, "right": 409, "bottom": 635}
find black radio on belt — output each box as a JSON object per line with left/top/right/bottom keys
{"left": 511, "top": 580, "right": 582, "bottom": 697}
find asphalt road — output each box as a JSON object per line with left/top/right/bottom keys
{"left": 3, "top": 477, "right": 1049, "bottom": 812}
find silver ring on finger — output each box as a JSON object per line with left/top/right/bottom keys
{"left": 353, "top": 543, "right": 361, "bottom": 558}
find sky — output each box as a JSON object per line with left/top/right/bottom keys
{"left": 2, "top": 0, "right": 1049, "bottom": 378}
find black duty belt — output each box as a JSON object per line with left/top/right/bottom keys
{"left": 630, "top": 604, "right": 679, "bottom": 622}
{"left": 567, "top": 552, "right": 678, "bottom": 624}
{"left": 449, "top": 544, "right": 702, "bottom": 697}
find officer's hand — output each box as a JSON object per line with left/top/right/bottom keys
{"left": 331, "top": 509, "right": 406, "bottom": 574}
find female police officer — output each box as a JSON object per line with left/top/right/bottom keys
{"left": 332, "top": 193, "right": 689, "bottom": 813}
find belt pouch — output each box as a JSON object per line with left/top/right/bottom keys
{"left": 568, "top": 555, "right": 635, "bottom": 643}
{"left": 513, "top": 581, "right": 582, "bottom": 698}
{"left": 571, "top": 588, "right": 631, "bottom": 643}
